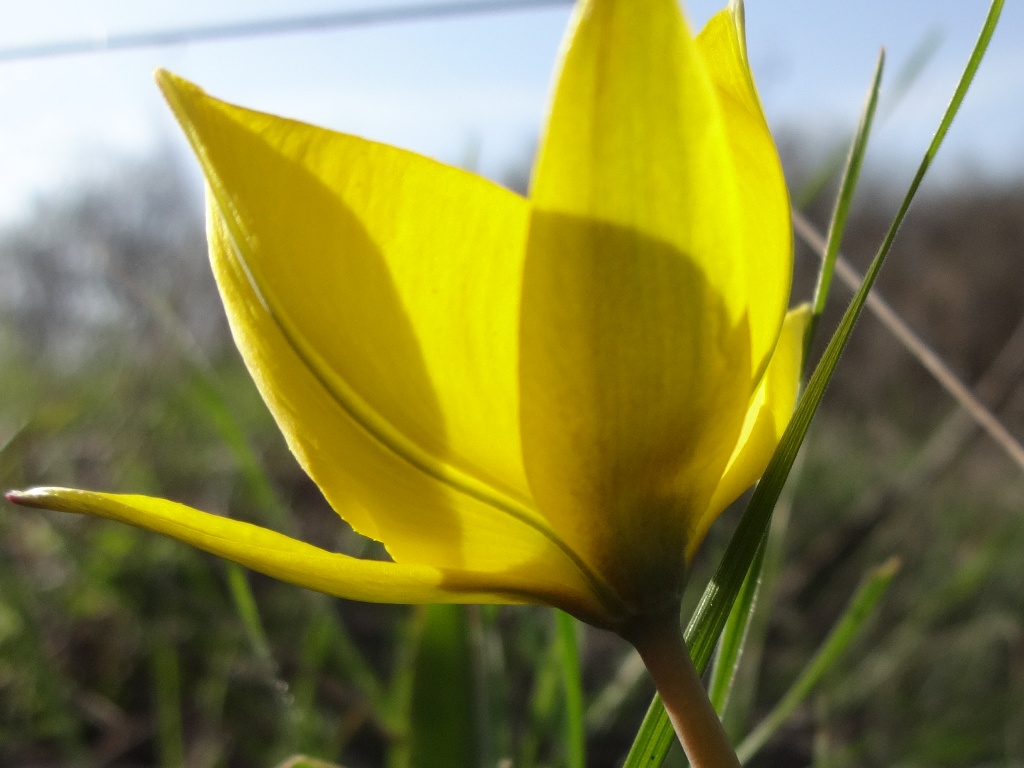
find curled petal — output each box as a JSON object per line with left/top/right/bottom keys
{"left": 696, "top": 2, "right": 793, "bottom": 383}
{"left": 6, "top": 488, "right": 619, "bottom": 625}
{"left": 695, "top": 304, "right": 811, "bottom": 557}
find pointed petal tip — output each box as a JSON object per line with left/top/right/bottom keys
{"left": 5, "top": 487, "right": 66, "bottom": 509}
{"left": 6, "top": 488, "right": 40, "bottom": 507}
{"left": 154, "top": 69, "right": 207, "bottom": 128}
{"left": 153, "top": 68, "right": 187, "bottom": 93}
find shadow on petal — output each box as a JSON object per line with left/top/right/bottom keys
{"left": 519, "top": 211, "right": 753, "bottom": 616}
{"left": 196, "top": 108, "right": 618, "bottom": 619}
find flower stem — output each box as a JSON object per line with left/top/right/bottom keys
{"left": 630, "top": 621, "right": 741, "bottom": 768}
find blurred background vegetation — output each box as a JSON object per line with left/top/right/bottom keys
{"left": 1, "top": 126, "right": 1022, "bottom": 768}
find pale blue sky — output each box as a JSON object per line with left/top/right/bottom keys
{"left": 0, "top": 0, "right": 1020, "bottom": 223}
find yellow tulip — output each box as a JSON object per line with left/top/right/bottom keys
{"left": 9, "top": 0, "right": 806, "bottom": 763}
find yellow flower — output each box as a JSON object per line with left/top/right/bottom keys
{"left": 9, "top": 0, "right": 805, "bottom": 634}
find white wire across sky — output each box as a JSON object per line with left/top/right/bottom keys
{"left": 0, "top": 0, "right": 1020, "bottom": 224}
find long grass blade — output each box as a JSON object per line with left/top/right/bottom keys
{"left": 807, "top": 49, "right": 884, "bottom": 350}
{"left": 707, "top": 533, "right": 766, "bottom": 716}
{"left": 621, "top": 2, "right": 1004, "bottom": 763}
{"left": 557, "top": 611, "right": 586, "bottom": 768}
{"left": 735, "top": 557, "right": 900, "bottom": 763}
{"left": 518, "top": 624, "right": 562, "bottom": 768}
{"left": 793, "top": 27, "right": 941, "bottom": 210}
{"left": 405, "top": 605, "right": 478, "bottom": 768}
{"left": 720, "top": 450, "right": 804, "bottom": 739}
{"left": 225, "top": 563, "right": 275, "bottom": 666}
{"left": 709, "top": 52, "right": 884, "bottom": 723}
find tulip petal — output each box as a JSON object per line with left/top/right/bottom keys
{"left": 696, "top": 2, "right": 793, "bottom": 381}
{"left": 519, "top": 0, "right": 762, "bottom": 608}
{"left": 696, "top": 304, "right": 811, "bottom": 557}
{"left": 156, "top": 71, "right": 621, "bottom": 620}
{"left": 7, "top": 488, "right": 610, "bottom": 619}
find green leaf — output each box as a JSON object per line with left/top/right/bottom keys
{"left": 705, "top": 44, "right": 885, "bottom": 709}
{"left": 735, "top": 557, "right": 900, "bottom": 763}
{"left": 621, "top": 1, "right": 1004, "bottom": 763}
{"left": 720, "top": 455, "right": 804, "bottom": 740}
{"left": 518, "top": 622, "right": 562, "bottom": 768}
{"left": 225, "top": 563, "right": 274, "bottom": 666}
{"left": 792, "top": 27, "right": 941, "bottom": 211}
{"left": 707, "top": 532, "right": 766, "bottom": 717}
{"left": 806, "top": 49, "right": 884, "bottom": 352}
{"left": 557, "top": 611, "right": 586, "bottom": 768}
{"left": 707, "top": 49, "right": 884, "bottom": 728}
{"left": 404, "top": 604, "right": 478, "bottom": 768}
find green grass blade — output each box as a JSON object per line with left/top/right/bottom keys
{"left": 793, "top": 27, "right": 941, "bottom": 210}
{"left": 477, "top": 605, "right": 514, "bottom": 765}
{"left": 152, "top": 638, "right": 185, "bottom": 768}
{"left": 518, "top": 625, "right": 562, "bottom": 768}
{"left": 557, "top": 611, "right": 586, "bottom": 768}
{"left": 721, "top": 452, "right": 804, "bottom": 740}
{"left": 622, "top": 2, "right": 1003, "bottom": 762}
{"left": 877, "top": 26, "right": 944, "bottom": 123}
{"left": 707, "top": 532, "right": 767, "bottom": 716}
{"left": 807, "top": 50, "right": 884, "bottom": 351}
{"left": 405, "top": 605, "right": 478, "bottom": 768}
{"left": 712, "top": 52, "right": 886, "bottom": 715}
{"left": 735, "top": 558, "right": 900, "bottom": 763}
{"left": 225, "top": 563, "right": 274, "bottom": 665}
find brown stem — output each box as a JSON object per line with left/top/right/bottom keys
{"left": 630, "top": 621, "right": 740, "bottom": 768}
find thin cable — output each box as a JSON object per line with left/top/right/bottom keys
{"left": 0, "top": 0, "right": 573, "bottom": 63}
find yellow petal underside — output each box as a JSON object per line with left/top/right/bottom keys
{"left": 9, "top": 488, "right": 613, "bottom": 621}
{"left": 156, "top": 72, "right": 619, "bottom": 621}
{"left": 696, "top": 3, "right": 792, "bottom": 382}
{"left": 694, "top": 304, "right": 811, "bottom": 558}
{"left": 519, "top": 0, "right": 779, "bottom": 609}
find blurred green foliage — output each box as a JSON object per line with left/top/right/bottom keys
{"left": 1, "top": 148, "right": 1023, "bottom": 767}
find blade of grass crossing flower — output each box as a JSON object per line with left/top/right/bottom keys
{"left": 735, "top": 557, "right": 900, "bottom": 763}
{"left": 721, "top": 450, "right": 804, "bottom": 740}
{"left": 806, "top": 49, "right": 884, "bottom": 352}
{"left": 623, "top": 3, "right": 1003, "bottom": 763}
{"left": 707, "top": 532, "right": 767, "bottom": 716}
{"left": 557, "top": 611, "right": 586, "bottom": 768}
